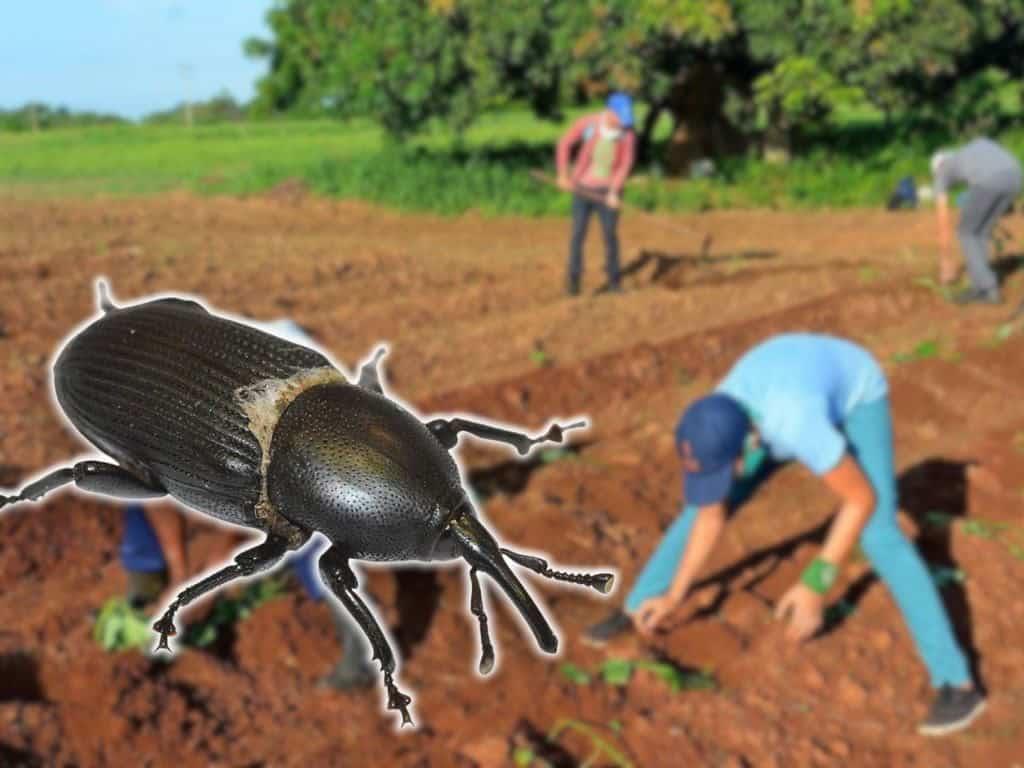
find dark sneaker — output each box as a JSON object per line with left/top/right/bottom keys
{"left": 567, "top": 282, "right": 580, "bottom": 297}
{"left": 952, "top": 286, "right": 1001, "bottom": 306}
{"left": 582, "top": 610, "right": 633, "bottom": 647}
{"left": 918, "top": 685, "right": 987, "bottom": 736}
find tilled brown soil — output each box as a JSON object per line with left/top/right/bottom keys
{"left": 1, "top": 194, "right": 1024, "bottom": 767}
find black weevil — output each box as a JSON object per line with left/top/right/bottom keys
{"left": 0, "top": 282, "right": 615, "bottom": 726}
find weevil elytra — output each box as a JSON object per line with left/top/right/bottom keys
{"left": 0, "top": 282, "right": 615, "bottom": 726}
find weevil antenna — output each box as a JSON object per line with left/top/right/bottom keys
{"left": 96, "top": 279, "right": 117, "bottom": 313}
{"left": 448, "top": 511, "right": 558, "bottom": 655}
{"left": 500, "top": 547, "right": 615, "bottom": 594}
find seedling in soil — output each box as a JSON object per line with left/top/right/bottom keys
{"left": 892, "top": 338, "right": 941, "bottom": 363}
{"left": 92, "top": 573, "right": 290, "bottom": 652}
{"left": 926, "top": 513, "right": 1024, "bottom": 561}
{"left": 676, "top": 365, "right": 695, "bottom": 387}
{"left": 929, "top": 565, "right": 966, "bottom": 588}
{"left": 513, "top": 718, "right": 633, "bottom": 768}
{"left": 530, "top": 341, "right": 552, "bottom": 367}
{"left": 547, "top": 719, "right": 634, "bottom": 768}
{"left": 912, "top": 276, "right": 954, "bottom": 301}
{"left": 1013, "top": 432, "right": 1024, "bottom": 454}
{"left": 538, "top": 447, "right": 576, "bottom": 464}
{"left": 858, "top": 266, "right": 881, "bottom": 283}
{"left": 561, "top": 658, "right": 717, "bottom": 693}
{"left": 559, "top": 662, "right": 592, "bottom": 685}
{"left": 184, "top": 573, "right": 291, "bottom": 648}
{"left": 960, "top": 519, "right": 1008, "bottom": 540}
{"left": 986, "top": 322, "right": 1018, "bottom": 347}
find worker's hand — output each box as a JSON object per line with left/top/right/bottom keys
{"left": 634, "top": 593, "right": 681, "bottom": 637}
{"left": 939, "top": 255, "right": 960, "bottom": 286}
{"left": 606, "top": 190, "right": 621, "bottom": 209}
{"left": 775, "top": 583, "right": 824, "bottom": 642}
{"left": 557, "top": 174, "right": 573, "bottom": 192}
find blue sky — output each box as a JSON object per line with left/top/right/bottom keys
{"left": 1, "top": 0, "right": 275, "bottom": 119}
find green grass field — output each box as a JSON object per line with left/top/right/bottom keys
{"left": 3, "top": 106, "right": 1023, "bottom": 215}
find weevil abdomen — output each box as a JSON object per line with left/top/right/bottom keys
{"left": 53, "top": 298, "right": 336, "bottom": 526}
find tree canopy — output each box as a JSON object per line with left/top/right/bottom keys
{"left": 245, "top": 0, "right": 1024, "bottom": 170}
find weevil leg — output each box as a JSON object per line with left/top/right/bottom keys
{"left": 468, "top": 567, "right": 495, "bottom": 675}
{"left": 0, "top": 460, "right": 165, "bottom": 511}
{"left": 356, "top": 346, "right": 388, "bottom": 394}
{"left": 425, "top": 416, "right": 588, "bottom": 455}
{"left": 318, "top": 546, "right": 413, "bottom": 727}
{"left": 152, "top": 532, "right": 299, "bottom": 651}
{"left": 500, "top": 548, "right": 615, "bottom": 595}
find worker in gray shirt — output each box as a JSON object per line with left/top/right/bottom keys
{"left": 931, "top": 137, "right": 1022, "bottom": 305}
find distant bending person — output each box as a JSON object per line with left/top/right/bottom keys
{"left": 556, "top": 91, "right": 637, "bottom": 296}
{"left": 932, "top": 137, "right": 1021, "bottom": 305}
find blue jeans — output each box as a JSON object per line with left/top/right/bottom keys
{"left": 625, "top": 397, "right": 971, "bottom": 688}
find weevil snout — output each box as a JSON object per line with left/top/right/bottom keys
{"left": 445, "top": 508, "right": 617, "bottom": 670}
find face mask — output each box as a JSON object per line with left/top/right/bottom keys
{"left": 599, "top": 124, "right": 622, "bottom": 140}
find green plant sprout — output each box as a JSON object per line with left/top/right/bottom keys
{"left": 925, "top": 512, "right": 1024, "bottom": 561}
{"left": 512, "top": 718, "right": 633, "bottom": 768}
{"left": 93, "top": 573, "right": 291, "bottom": 652}
{"left": 538, "top": 447, "right": 576, "bottom": 464}
{"left": 892, "top": 338, "right": 941, "bottom": 363}
{"left": 560, "top": 658, "right": 717, "bottom": 692}
{"left": 858, "top": 266, "right": 881, "bottom": 283}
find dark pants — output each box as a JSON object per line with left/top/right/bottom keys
{"left": 958, "top": 183, "right": 1020, "bottom": 293}
{"left": 568, "top": 188, "right": 621, "bottom": 289}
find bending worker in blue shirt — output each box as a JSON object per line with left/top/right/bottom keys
{"left": 585, "top": 333, "right": 985, "bottom": 737}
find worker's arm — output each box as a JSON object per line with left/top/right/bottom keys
{"left": 556, "top": 116, "right": 591, "bottom": 190}
{"left": 817, "top": 454, "right": 875, "bottom": 565}
{"left": 776, "top": 453, "right": 874, "bottom": 641}
{"left": 606, "top": 130, "right": 637, "bottom": 208}
{"left": 144, "top": 503, "right": 188, "bottom": 588}
{"left": 936, "top": 193, "right": 959, "bottom": 284}
{"left": 632, "top": 502, "right": 727, "bottom": 635}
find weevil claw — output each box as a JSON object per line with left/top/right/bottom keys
{"left": 479, "top": 652, "right": 495, "bottom": 676}
{"left": 152, "top": 614, "right": 178, "bottom": 651}
{"left": 593, "top": 573, "right": 615, "bottom": 594}
{"left": 384, "top": 672, "right": 414, "bottom": 726}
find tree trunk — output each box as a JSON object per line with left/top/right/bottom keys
{"left": 636, "top": 101, "right": 664, "bottom": 167}
{"left": 663, "top": 61, "right": 746, "bottom": 176}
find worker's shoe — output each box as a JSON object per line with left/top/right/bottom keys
{"left": 918, "top": 684, "right": 987, "bottom": 736}
{"left": 952, "top": 286, "right": 1001, "bottom": 305}
{"left": 582, "top": 610, "right": 633, "bottom": 647}
{"left": 567, "top": 280, "right": 581, "bottom": 297}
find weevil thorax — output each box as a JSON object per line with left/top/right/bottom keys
{"left": 234, "top": 365, "right": 348, "bottom": 542}
{"left": 264, "top": 382, "right": 469, "bottom": 561}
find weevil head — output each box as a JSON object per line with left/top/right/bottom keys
{"left": 267, "top": 382, "right": 468, "bottom": 561}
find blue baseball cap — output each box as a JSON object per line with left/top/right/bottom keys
{"left": 606, "top": 91, "right": 634, "bottom": 128}
{"left": 675, "top": 394, "right": 750, "bottom": 506}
